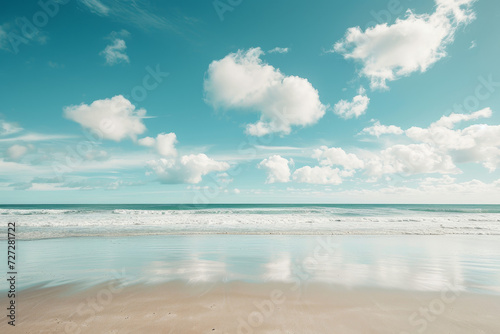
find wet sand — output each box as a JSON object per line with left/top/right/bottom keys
{"left": 2, "top": 281, "right": 499, "bottom": 334}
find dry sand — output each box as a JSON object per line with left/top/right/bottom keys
{"left": 1, "top": 281, "right": 499, "bottom": 334}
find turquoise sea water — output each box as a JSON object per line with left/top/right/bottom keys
{"left": 2, "top": 203, "right": 500, "bottom": 213}
{"left": 1, "top": 204, "right": 500, "bottom": 239}
{"left": 1, "top": 204, "right": 499, "bottom": 294}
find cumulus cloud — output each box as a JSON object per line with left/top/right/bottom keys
{"left": 357, "top": 109, "right": 500, "bottom": 178}
{"left": 204, "top": 47, "right": 326, "bottom": 136}
{"left": 312, "top": 146, "right": 364, "bottom": 170}
{"left": 360, "top": 121, "right": 404, "bottom": 137}
{"left": 333, "top": 87, "right": 369, "bottom": 119}
{"left": 139, "top": 133, "right": 177, "bottom": 157}
{"left": 100, "top": 30, "right": 130, "bottom": 65}
{"left": 137, "top": 136, "right": 155, "bottom": 147}
{"left": 255, "top": 109, "right": 498, "bottom": 184}
{"left": 64, "top": 95, "right": 147, "bottom": 142}
{"left": 0, "top": 120, "right": 22, "bottom": 136}
{"left": 405, "top": 108, "right": 500, "bottom": 171}
{"left": 365, "top": 143, "right": 459, "bottom": 177}
{"left": 251, "top": 108, "right": 498, "bottom": 187}
{"left": 147, "top": 154, "right": 230, "bottom": 184}
{"left": 258, "top": 155, "right": 292, "bottom": 183}
{"left": 334, "top": 0, "right": 477, "bottom": 89}
{"left": 293, "top": 166, "right": 343, "bottom": 185}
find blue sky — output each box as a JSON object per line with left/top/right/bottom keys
{"left": 1, "top": 0, "right": 500, "bottom": 204}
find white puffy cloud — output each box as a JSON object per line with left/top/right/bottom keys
{"left": 100, "top": 30, "right": 130, "bottom": 65}
{"left": 254, "top": 109, "right": 498, "bottom": 184}
{"left": 139, "top": 133, "right": 177, "bottom": 157}
{"left": 334, "top": 0, "right": 476, "bottom": 89}
{"left": 204, "top": 47, "right": 326, "bottom": 136}
{"left": 360, "top": 121, "right": 404, "bottom": 137}
{"left": 293, "top": 166, "right": 343, "bottom": 185}
{"left": 283, "top": 147, "right": 362, "bottom": 185}
{"left": 420, "top": 175, "right": 456, "bottom": 187}
{"left": 365, "top": 143, "right": 459, "bottom": 177}
{"left": 6, "top": 144, "right": 28, "bottom": 161}
{"left": 333, "top": 86, "right": 370, "bottom": 119}
{"left": 258, "top": 155, "right": 292, "bottom": 183}
{"left": 137, "top": 136, "right": 155, "bottom": 147}
{"left": 312, "top": 146, "right": 364, "bottom": 170}
{"left": 0, "top": 120, "right": 22, "bottom": 136}
{"left": 64, "top": 95, "right": 147, "bottom": 141}
{"left": 147, "top": 154, "right": 230, "bottom": 184}
{"left": 156, "top": 133, "right": 178, "bottom": 157}
{"left": 405, "top": 108, "right": 500, "bottom": 171}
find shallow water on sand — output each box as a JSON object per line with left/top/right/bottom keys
{"left": 3, "top": 235, "right": 500, "bottom": 294}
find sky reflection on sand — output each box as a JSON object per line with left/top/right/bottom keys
{"left": 7, "top": 235, "right": 500, "bottom": 294}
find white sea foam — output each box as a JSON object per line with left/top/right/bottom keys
{"left": 1, "top": 206, "right": 500, "bottom": 239}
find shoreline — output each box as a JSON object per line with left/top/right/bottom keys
{"left": 6, "top": 231, "right": 500, "bottom": 241}
{"left": 7, "top": 230, "right": 500, "bottom": 241}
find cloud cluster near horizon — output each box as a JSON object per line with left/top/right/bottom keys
{"left": 259, "top": 108, "right": 500, "bottom": 185}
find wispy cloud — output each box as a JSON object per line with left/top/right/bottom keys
{"left": 0, "top": 21, "right": 48, "bottom": 53}
{"left": 48, "top": 61, "right": 65, "bottom": 69}
{"left": 268, "top": 47, "right": 289, "bottom": 54}
{"left": 0, "top": 120, "right": 22, "bottom": 136}
{"left": 79, "top": 0, "right": 110, "bottom": 16}
{"left": 78, "top": 0, "right": 182, "bottom": 31}
{"left": 0, "top": 133, "right": 76, "bottom": 143}
{"left": 0, "top": 24, "right": 8, "bottom": 51}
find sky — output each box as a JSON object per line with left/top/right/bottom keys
{"left": 1, "top": 0, "right": 500, "bottom": 204}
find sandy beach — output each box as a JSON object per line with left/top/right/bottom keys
{"left": 1, "top": 232, "right": 500, "bottom": 333}
{"left": 2, "top": 281, "right": 499, "bottom": 334}
{"left": 2, "top": 208, "right": 500, "bottom": 333}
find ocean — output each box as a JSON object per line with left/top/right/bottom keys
{"left": 1, "top": 204, "right": 500, "bottom": 295}
{"left": 1, "top": 204, "right": 499, "bottom": 239}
